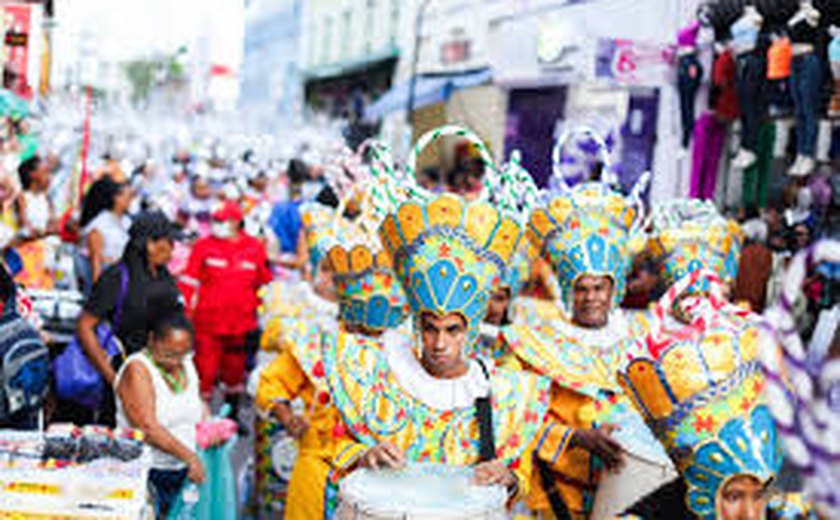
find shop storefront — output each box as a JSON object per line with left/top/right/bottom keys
{"left": 490, "top": 0, "right": 684, "bottom": 201}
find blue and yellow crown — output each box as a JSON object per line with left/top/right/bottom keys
{"left": 300, "top": 202, "right": 335, "bottom": 274}
{"left": 326, "top": 243, "right": 408, "bottom": 333}
{"left": 494, "top": 243, "right": 534, "bottom": 299}
{"left": 648, "top": 200, "right": 743, "bottom": 293}
{"left": 379, "top": 194, "right": 522, "bottom": 337}
{"left": 527, "top": 182, "right": 644, "bottom": 310}
{"left": 618, "top": 320, "right": 781, "bottom": 519}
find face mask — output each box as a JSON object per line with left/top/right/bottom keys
{"left": 211, "top": 221, "right": 234, "bottom": 239}
{"left": 301, "top": 181, "right": 323, "bottom": 201}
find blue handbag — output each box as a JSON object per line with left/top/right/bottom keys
{"left": 54, "top": 263, "right": 129, "bottom": 409}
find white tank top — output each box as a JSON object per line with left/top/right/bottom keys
{"left": 116, "top": 351, "right": 203, "bottom": 470}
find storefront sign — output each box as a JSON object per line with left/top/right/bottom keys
{"left": 2, "top": 3, "right": 41, "bottom": 99}
{"left": 536, "top": 17, "right": 586, "bottom": 74}
{"left": 440, "top": 39, "right": 471, "bottom": 65}
{"left": 3, "top": 3, "right": 32, "bottom": 98}
{"left": 595, "top": 38, "right": 673, "bottom": 86}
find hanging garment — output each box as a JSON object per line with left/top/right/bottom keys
{"left": 678, "top": 53, "right": 704, "bottom": 148}
{"left": 742, "top": 122, "right": 776, "bottom": 209}
{"left": 790, "top": 52, "right": 824, "bottom": 157}
{"left": 712, "top": 50, "right": 740, "bottom": 122}
{"left": 767, "top": 38, "right": 794, "bottom": 118}
{"left": 735, "top": 52, "right": 768, "bottom": 152}
{"left": 690, "top": 113, "right": 728, "bottom": 201}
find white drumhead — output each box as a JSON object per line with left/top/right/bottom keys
{"left": 270, "top": 435, "right": 298, "bottom": 481}
{"left": 592, "top": 453, "right": 679, "bottom": 519}
{"left": 338, "top": 463, "right": 507, "bottom": 519}
{"left": 592, "top": 407, "right": 678, "bottom": 519}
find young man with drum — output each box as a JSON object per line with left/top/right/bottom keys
{"left": 501, "top": 178, "right": 660, "bottom": 519}
{"left": 254, "top": 201, "right": 338, "bottom": 519}
{"left": 323, "top": 192, "right": 551, "bottom": 509}
{"left": 255, "top": 188, "right": 410, "bottom": 520}
{"left": 321, "top": 128, "right": 553, "bottom": 514}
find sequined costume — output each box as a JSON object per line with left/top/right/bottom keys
{"left": 324, "top": 127, "right": 553, "bottom": 510}
{"left": 503, "top": 177, "right": 653, "bottom": 519}
{"left": 617, "top": 200, "right": 815, "bottom": 519}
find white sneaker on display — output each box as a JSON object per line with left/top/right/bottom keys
{"left": 797, "top": 156, "right": 816, "bottom": 177}
{"left": 788, "top": 155, "right": 804, "bottom": 176}
{"left": 732, "top": 149, "right": 757, "bottom": 169}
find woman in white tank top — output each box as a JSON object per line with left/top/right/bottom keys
{"left": 115, "top": 313, "right": 205, "bottom": 518}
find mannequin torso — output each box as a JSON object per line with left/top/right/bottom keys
{"left": 732, "top": 6, "right": 764, "bottom": 55}
{"left": 789, "top": 1, "right": 821, "bottom": 55}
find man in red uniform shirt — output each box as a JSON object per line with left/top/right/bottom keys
{"left": 179, "top": 201, "right": 272, "bottom": 423}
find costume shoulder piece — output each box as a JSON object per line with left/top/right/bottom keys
{"left": 510, "top": 296, "right": 564, "bottom": 325}
{"left": 503, "top": 312, "right": 636, "bottom": 398}
{"left": 277, "top": 315, "right": 332, "bottom": 396}
{"left": 322, "top": 330, "right": 550, "bottom": 466}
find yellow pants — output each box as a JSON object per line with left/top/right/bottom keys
{"left": 284, "top": 452, "right": 331, "bottom": 520}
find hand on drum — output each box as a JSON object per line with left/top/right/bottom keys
{"left": 570, "top": 424, "right": 625, "bottom": 472}
{"left": 285, "top": 415, "right": 310, "bottom": 439}
{"left": 472, "top": 459, "right": 517, "bottom": 491}
{"left": 359, "top": 442, "right": 406, "bottom": 470}
{"left": 272, "top": 401, "right": 310, "bottom": 439}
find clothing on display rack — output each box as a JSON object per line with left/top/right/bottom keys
{"left": 828, "top": 32, "right": 840, "bottom": 117}
{"left": 767, "top": 36, "right": 795, "bottom": 117}
{"left": 678, "top": 53, "right": 705, "bottom": 148}
{"left": 713, "top": 48, "right": 741, "bottom": 121}
{"left": 767, "top": 36, "right": 793, "bottom": 80}
{"left": 790, "top": 52, "right": 823, "bottom": 158}
{"left": 736, "top": 52, "right": 768, "bottom": 153}
{"left": 742, "top": 121, "right": 775, "bottom": 209}
{"left": 690, "top": 113, "right": 728, "bottom": 201}
{"left": 677, "top": 21, "right": 704, "bottom": 149}
{"left": 731, "top": 14, "right": 762, "bottom": 56}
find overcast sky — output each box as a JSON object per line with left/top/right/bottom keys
{"left": 53, "top": 0, "right": 244, "bottom": 65}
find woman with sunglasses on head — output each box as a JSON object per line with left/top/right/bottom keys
{"left": 115, "top": 312, "right": 206, "bottom": 519}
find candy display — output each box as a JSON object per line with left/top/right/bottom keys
{"left": 0, "top": 425, "right": 151, "bottom": 519}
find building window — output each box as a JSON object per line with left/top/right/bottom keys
{"left": 365, "top": 0, "right": 375, "bottom": 54}
{"left": 322, "top": 15, "right": 333, "bottom": 64}
{"left": 308, "top": 22, "right": 317, "bottom": 66}
{"left": 342, "top": 9, "right": 352, "bottom": 59}
{"left": 389, "top": 0, "right": 399, "bottom": 46}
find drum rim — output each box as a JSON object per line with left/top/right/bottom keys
{"left": 339, "top": 463, "right": 508, "bottom": 517}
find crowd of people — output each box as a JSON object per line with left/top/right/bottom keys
{"left": 0, "top": 102, "right": 836, "bottom": 520}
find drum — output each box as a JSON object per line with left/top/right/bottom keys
{"left": 337, "top": 463, "right": 507, "bottom": 520}
{"left": 254, "top": 416, "right": 296, "bottom": 519}
{"left": 591, "top": 407, "right": 678, "bottom": 519}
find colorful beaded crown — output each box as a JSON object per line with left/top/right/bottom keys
{"left": 526, "top": 128, "right": 647, "bottom": 310}
{"left": 375, "top": 126, "right": 530, "bottom": 338}
{"left": 618, "top": 270, "right": 781, "bottom": 519}
{"left": 496, "top": 244, "right": 533, "bottom": 298}
{"left": 326, "top": 243, "right": 408, "bottom": 333}
{"left": 321, "top": 141, "right": 409, "bottom": 333}
{"left": 379, "top": 193, "right": 522, "bottom": 334}
{"left": 300, "top": 202, "right": 335, "bottom": 274}
{"left": 647, "top": 199, "right": 743, "bottom": 292}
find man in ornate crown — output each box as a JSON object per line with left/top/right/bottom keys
{"left": 501, "top": 172, "right": 658, "bottom": 519}
{"left": 322, "top": 127, "right": 552, "bottom": 509}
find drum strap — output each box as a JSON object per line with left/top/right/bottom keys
{"left": 474, "top": 358, "right": 495, "bottom": 462}
{"left": 536, "top": 458, "right": 573, "bottom": 520}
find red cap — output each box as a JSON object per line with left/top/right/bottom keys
{"left": 212, "top": 201, "right": 243, "bottom": 222}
